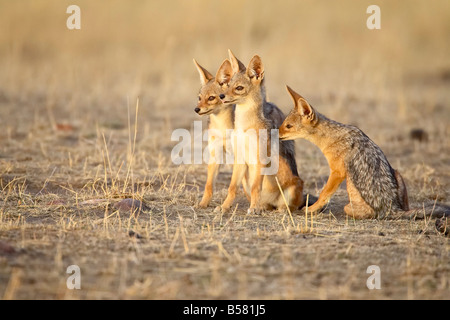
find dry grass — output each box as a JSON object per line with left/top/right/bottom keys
{"left": 0, "top": 0, "right": 449, "bottom": 299}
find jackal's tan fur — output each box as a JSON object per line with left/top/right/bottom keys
{"left": 217, "top": 51, "right": 305, "bottom": 214}
{"left": 279, "top": 86, "right": 450, "bottom": 219}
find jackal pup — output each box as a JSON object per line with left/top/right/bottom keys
{"left": 217, "top": 52, "right": 305, "bottom": 214}
{"left": 193, "top": 59, "right": 236, "bottom": 208}
{"left": 279, "top": 86, "right": 450, "bottom": 219}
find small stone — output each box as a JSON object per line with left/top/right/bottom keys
{"left": 128, "top": 230, "right": 143, "bottom": 239}
{"left": 409, "top": 128, "right": 428, "bottom": 143}
{"left": 0, "top": 241, "right": 16, "bottom": 255}
{"left": 114, "top": 198, "right": 149, "bottom": 214}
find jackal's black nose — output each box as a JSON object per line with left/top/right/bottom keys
{"left": 194, "top": 107, "right": 200, "bottom": 113}
{"left": 219, "top": 94, "right": 225, "bottom": 100}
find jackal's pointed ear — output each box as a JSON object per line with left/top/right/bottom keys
{"left": 215, "top": 59, "right": 233, "bottom": 86}
{"left": 246, "top": 55, "right": 264, "bottom": 81}
{"left": 298, "top": 97, "right": 315, "bottom": 120}
{"left": 286, "top": 85, "right": 314, "bottom": 119}
{"left": 193, "top": 59, "right": 214, "bottom": 86}
{"left": 228, "top": 49, "right": 246, "bottom": 73}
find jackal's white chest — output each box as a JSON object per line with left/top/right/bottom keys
{"left": 207, "top": 113, "right": 234, "bottom": 163}
{"left": 234, "top": 103, "right": 263, "bottom": 131}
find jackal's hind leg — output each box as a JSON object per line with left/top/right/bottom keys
{"left": 345, "top": 179, "right": 376, "bottom": 219}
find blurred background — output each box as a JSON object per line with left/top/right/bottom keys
{"left": 0, "top": 0, "right": 449, "bottom": 167}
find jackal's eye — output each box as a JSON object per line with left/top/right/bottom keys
{"left": 198, "top": 96, "right": 201, "bottom": 101}
{"left": 208, "top": 96, "right": 215, "bottom": 101}
{"left": 286, "top": 124, "right": 293, "bottom": 129}
{"left": 235, "top": 86, "right": 244, "bottom": 91}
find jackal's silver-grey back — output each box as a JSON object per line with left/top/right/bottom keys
{"left": 314, "top": 114, "right": 403, "bottom": 217}
{"left": 279, "top": 86, "right": 449, "bottom": 219}
{"left": 341, "top": 125, "right": 402, "bottom": 217}
{"left": 264, "top": 102, "right": 299, "bottom": 177}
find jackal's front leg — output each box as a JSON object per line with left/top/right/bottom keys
{"left": 248, "top": 163, "right": 264, "bottom": 214}
{"left": 307, "top": 170, "right": 345, "bottom": 213}
{"left": 215, "top": 163, "right": 246, "bottom": 213}
{"left": 198, "top": 163, "right": 220, "bottom": 208}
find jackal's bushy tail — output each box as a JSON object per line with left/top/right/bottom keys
{"left": 391, "top": 203, "right": 450, "bottom": 220}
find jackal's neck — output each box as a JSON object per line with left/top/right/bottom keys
{"left": 209, "top": 104, "right": 234, "bottom": 131}
{"left": 305, "top": 113, "right": 350, "bottom": 151}
{"left": 234, "top": 85, "right": 266, "bottom": 128}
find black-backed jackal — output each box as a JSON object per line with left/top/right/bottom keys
{"left": 217, "top": 52, "right": 305, "bottom": 214}
{"left": 193, "top": 59, "right": 236, "bottom": 208}
{"left": 279, "top": 86, "right": 450, "bottom": 219}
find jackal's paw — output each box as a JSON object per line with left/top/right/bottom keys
{"left": 214, "top": 205, "right": 229, "bottom": 214}
{"left": 302, "top": 203, "right": 323, "bottom": 214}
{"left": 247, "top": 207, "right": 261, "bottom": 215}
{"left": 276, "top": 207, "right": 289, "bottom": 214}
{"left": 196, "top": 201, "right": 209, "bottom": 209}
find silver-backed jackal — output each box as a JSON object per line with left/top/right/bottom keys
{"left": 217, "top": 51, "right": 305, "bottom": 214}
{"left": 193, "top": 59, "right": 237, "bottom": 208}
{"left": 279, "top": 85, "right": 450, "bottom": 219}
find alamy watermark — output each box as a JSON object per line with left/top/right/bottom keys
{"left": 66, "top": 265, "right": 81, "bottom": 290}
{"left": 367, "top": 5, "right": 381, "bottom": 30}
{"left": 171, "top": 121, "right": 280, "bottom": 175}
{"left": 366, "top": 265, "right": 381, "bottom": 290}
{"left": 65, "top": 4, "right": 380, "bottom": 31}
{"left": 66, "top": 5, "right": 81, "bottom": 30}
